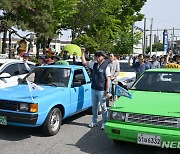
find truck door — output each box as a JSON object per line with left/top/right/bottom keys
{"left": 70, "top": 69, "right": 91, "bottom": 114}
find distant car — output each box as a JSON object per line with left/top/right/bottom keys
{"left": 105, "top": 68, "right": 180, "bottom": 148}
{"left": 0, "top": 59, "right": 35, "bottom": 88}
{"left": 116, "top": 60, "right": 136, "bottom": 89}
{"left": 0, "top": 65, "right": 92, "bottom": 136}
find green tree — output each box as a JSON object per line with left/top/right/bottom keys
{"left": 0, "top": 0, "right": 147, "bottom": 54}
{"left": 146, "top": 42, "right": 163, "bottom": 54}
{"left": 113, "top": 29, "right": 142, "bottom": 54}
{"left": 68, "top": 0, "right": 146, "bottom": 52}
{"left": 0, "top": 0, "right": 77, "bottom": 54}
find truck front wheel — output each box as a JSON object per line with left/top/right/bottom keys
{"left": 42, "top": 108, "right": 62, "bottom": 136}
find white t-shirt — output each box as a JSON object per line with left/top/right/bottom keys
{"left": 89, "top": 61, "right": 111, "bottom": 77}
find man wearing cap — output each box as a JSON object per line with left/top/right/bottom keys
{"left": 82, "top": 50, "right": 111, "bottom": 130}
{"left": 23, "top": 53, "right": 31, "bottom": 73}
{"left": 49, "top": 55, "right": 61, "bottom": 65}
{"left": 36, "top": 55, "right": 47, "bottom": 66}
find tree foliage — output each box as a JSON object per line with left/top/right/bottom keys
{"left": 146, "top": 42, "right": 163, "bottom": 53}
{"left": 0, "top": 0, "right": 147, "bottom": 54}
{"left": 68, "top": 0, "right": 146, "bottom": 52}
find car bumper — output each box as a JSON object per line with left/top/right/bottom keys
{"left": 0, "top": 110, "right": 38, "bottom": 125}
{"left": 105, "top": 121, "right": 180, "bottom": 144}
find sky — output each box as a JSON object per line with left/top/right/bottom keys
{"left": 135, "top": 0, "right": 180, "bottom": 39}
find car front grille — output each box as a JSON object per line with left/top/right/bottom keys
{"left": 0, "top": 100, "right": 18, "bottom": 111}
{"left": 125, "top": 113, "right": 179, "bottom": 128}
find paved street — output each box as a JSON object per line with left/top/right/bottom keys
{"left": 0, "top": 112, "right": 179, "bottom": 154}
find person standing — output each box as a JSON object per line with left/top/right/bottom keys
{"left": 107, "top": 52, "right": 120, "bottom": 101}
{"left": 129, "top": 54, "right": 147, "bottom": 78}
{"left": 49, "top": 55, "right": 61, "bottom": 65}
{"left": 82, "top": 50, "right": 111, "bottom": 130}
{"left": 150, "top": 55, "right": 160, "bottom": 69}
{"left": 36, "top": 55, "right": 47, "bottom": 66}
{"left": 22, "top": 53, "right": 31, "bottom": 73}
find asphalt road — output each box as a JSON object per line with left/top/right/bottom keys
{"left": 0, "top": 112, "right": 179, "bottom": 154}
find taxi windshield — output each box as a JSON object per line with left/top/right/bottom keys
{"left": 21, "top": 67, "right": 71, "bottom": 87}
{"left": 131, "top": 72, "right": 180, "bottom": 93}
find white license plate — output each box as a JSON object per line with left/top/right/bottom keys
{"left": 0, "top": 116, "right": 7, "bottom": 125}
{"left": 137, "top": 133, "right": 161, "bottom": 147}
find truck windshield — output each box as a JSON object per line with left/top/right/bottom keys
{"left": 131, "top": 72, "right": 180, "bottom": 93}
{"left": 22, "top": 67, "right": 71, "bottom": 87}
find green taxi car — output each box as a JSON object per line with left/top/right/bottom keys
{"left": 105, "top": 68, "right": 180, "bottom": 147}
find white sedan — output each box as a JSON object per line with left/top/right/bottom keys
{"left": 116, "top": 60, "right": 136, "bottom": 89}
{"left": 0, "top": 59, "right": 35, "bottom": 88}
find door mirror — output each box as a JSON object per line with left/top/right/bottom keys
{"left": 0, "top": 73, "right": 11, "bottom": 78}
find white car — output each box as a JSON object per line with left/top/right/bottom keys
{"left": 116, "top": 60, "right": 136, "bottom": 89}
{"left": 0, "top": 59, "right": 35, "bottom": 88}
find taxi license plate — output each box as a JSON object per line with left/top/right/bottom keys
{"left": 0, "top": 116, "right": 7, "bottom": 125}
{"left": 137, "top": 133, "right": 161, "bottom": 147}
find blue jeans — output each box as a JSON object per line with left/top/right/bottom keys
{"left": 91, "top": 89, "right": 107, "bottom": 125}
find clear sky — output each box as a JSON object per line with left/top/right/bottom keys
{"left": 135, "top": 0, "right": 180, "bottom": 37}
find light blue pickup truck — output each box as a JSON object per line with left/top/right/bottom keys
{"left": 0, "top": 65, "right": 92, "bottom": 136}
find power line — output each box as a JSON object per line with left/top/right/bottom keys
{"left": 146, "top": 28, "right": 180, "bottom": 32}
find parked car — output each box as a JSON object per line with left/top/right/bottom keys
{"left": 116, "top": 60, "right": 136, "bottom": 89}
{"left": 0, "top": 59, "right": 35, "bottom": 88}
{"left": 105, "top": 68, "right": 180, "bottom": 147}
{"left": 0, "top": 65, "right": 92, "bottom": 136}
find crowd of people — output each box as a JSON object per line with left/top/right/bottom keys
{"left": 128, "top": 50, "right": 180, "bottom": 78}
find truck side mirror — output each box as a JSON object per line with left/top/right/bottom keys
{"left": 0, "top": 73, "right": 11, "bottom": 78}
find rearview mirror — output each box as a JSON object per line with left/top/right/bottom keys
{"left": 0, "top": 73, "right": 11, "bottom": 78}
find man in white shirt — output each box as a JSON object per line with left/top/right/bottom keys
{"left": 23, "top": 53, "right": 31, "bottom": 72}
{"left": 107, "top": 52, "right": 120, "bottom": 102}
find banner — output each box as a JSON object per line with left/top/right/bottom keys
{"left": 26, "top": 79, "right": 44, "bottom": 100}
{"left": 27, "top": 80, "right": 44, "bottom": 92}
{"left": 115, "top": 85, "right": 132, "bottom": 99}
{"left": 163, "top": 29, "right": 168, "bottom": 55}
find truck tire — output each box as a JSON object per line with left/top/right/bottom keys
{"left": 42, "top": 108, "right": 62, "bottom": 136}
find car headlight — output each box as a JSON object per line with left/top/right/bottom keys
{"left": 19, "top": 103, "right": 29, "bottom": 111}
{"left": 108, "top": 110, "right": 126, "bottom": 121}
{"left": 124, "top": 78, "right": 134, "bottom": 83}
{"left": 19, "top": 103, "right": 38, "bottom": 112}
{"left": 177, "top": 118, "right": 180, "bottom": 128}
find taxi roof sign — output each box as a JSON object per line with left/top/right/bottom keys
{"left": 164, "top": 63, "right": 180, "bottom": 69}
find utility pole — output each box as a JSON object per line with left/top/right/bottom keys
{"left": 171, "top": 27, "right": 174, "bottom": 51}
{"left": 143, "top": 18, "right": 146, "bottom": 54}
{"left": 131, "top": 23, "right": 134, "bottom": 55}
{"left": 149, "top": 18, "right": 153, "bottom": 55}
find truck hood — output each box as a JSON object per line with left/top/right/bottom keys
{"left": 0, "top": 84, "right": 66, "bottom": 102}
{"left": 111, "top": 90, "right": 180, "bottom": 117}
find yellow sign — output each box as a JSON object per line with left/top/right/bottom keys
{"left": 164, "top": 63, "right": 180, "bottom": 69}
